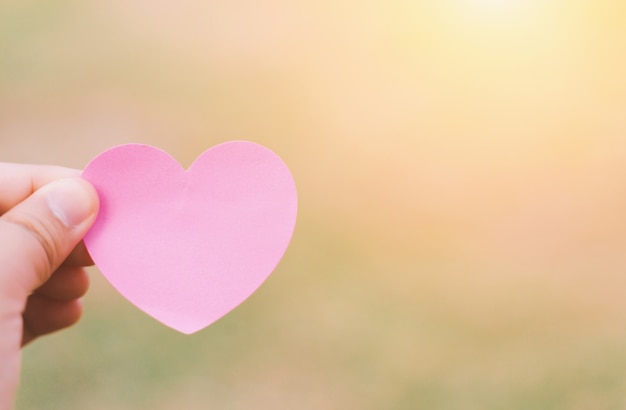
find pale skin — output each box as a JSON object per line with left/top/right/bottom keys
{"left": 0, "top": 164, "right": 99, "bottom": 410}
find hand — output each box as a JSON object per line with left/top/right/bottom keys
{"left": 0, "top": 164, "right": 99, "bottom": 409}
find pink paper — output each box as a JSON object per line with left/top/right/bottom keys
{"left": 82, "top": 142, "right": 297, "bottom": 334}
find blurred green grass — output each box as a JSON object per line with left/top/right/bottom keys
{"left": 3, "top": 0, "right": 626, "bottom": 408}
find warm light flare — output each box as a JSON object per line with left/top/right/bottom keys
{"left": 472, "top": 0, "right": 519, "bottom": 7}
{"left": 456, "top": 0, "right": 534, "bottom": 19}
{"left": 463, "top": 0, "right": 523, "bottom": 12}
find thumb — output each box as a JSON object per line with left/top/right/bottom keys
{"left": 0, "top": 178, "right": 99, "bottom": 297}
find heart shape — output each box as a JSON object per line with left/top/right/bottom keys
{"left": 82, "top": 142, "right": 297, "bottom": 334}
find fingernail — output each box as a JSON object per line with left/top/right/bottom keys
{"left": 46, "top": 178, "right": 98, "bottom": 228}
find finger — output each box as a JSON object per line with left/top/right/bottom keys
{"left": 34, "top": 266, "right": 89, "bottom": 301}
{"left": 62, "top": 241, "right": 95, "bottom": 268}
{"left": 0, "top": 178, "right": 99, "bottom": 298}
{"left": 0, "top": 164, "right": 81, "bottom": 215}
{"left": 22, "top": 294, "right": 83, "bottom": 346}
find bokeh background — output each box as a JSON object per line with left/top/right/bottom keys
{"left": 2, "top": 0, "right": 626, "bottom": 408}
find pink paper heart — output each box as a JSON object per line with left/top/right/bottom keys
{"left": 82, "top": 142, "right": 297, "bottom": 334}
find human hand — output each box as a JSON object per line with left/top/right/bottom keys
{"left": 0, "top": 164, "right": 99, "bottom": 409}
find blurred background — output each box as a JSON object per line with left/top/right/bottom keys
{"left": 2, "top": 0, "right": 626, "bottom": 408}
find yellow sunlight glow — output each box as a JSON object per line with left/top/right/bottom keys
{"left": 465, "top": 0, "right": 521, "bottom": 10}
{"left": 458, "top": 0, "right": 528, "bottom": 18}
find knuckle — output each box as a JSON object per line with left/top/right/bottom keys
{"left": 2, "top": 211, "right": 63, "bottom": 279}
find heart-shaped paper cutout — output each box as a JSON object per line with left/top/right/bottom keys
{"left": 82, "top": 142, "right": 297, "bottom": 334}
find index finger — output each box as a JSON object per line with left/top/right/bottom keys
{"left": 0, "top": 163, "right": 81, "bottom": 215}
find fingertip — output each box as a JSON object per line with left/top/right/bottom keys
{"left": 35, "top": 266, "right": 90, "bottom": 301}
{"left": 64, "top": 241, "right": 95, "bottom": 267}
{"left": 22, "top": 295, "right": 84, "bottom": 346}
{"left": 45, "top": 178, "right": 99, "bottom": 229}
